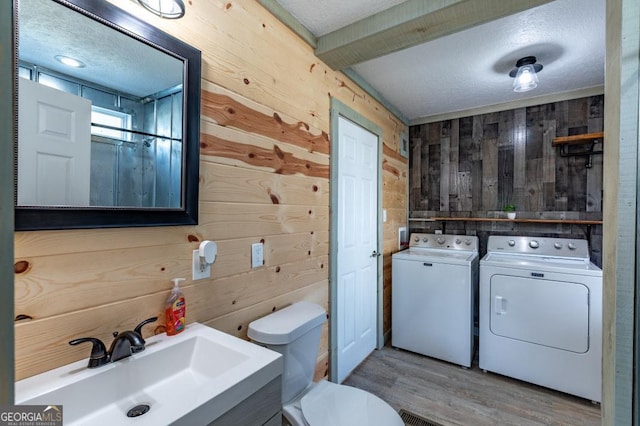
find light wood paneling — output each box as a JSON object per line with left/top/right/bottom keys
{"left": 204, "top": 280, "right": 328, "bottom": 339}
{"left": 200, "top": 121, "right": 330, "bottom": 176}
{"left": 197, "top": 202, "right": 329, "bottom": 240}
{"left": 201, "top": 83, "right": 330, "bottom": 155}
{"left": 14, "top": 0, "right": 407, "bottom": 381}
{"left": 14, "top": 226, "right": 199, "bottom": 258}
{"left": 200, "top": 161, "right": 329, "bottom": 206}
{"left": 16, "top": 255, "right": 327, "bottom": 379}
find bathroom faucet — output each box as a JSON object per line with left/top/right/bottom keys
{"left": 108, "top": 330, "right": 146, "bottom": 362}
{"left": 69, "top": 317, "right": 157, "bottom": 368}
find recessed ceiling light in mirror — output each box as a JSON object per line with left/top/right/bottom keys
{"left": 54, "top": 55, "right": 85, "bottom": 68}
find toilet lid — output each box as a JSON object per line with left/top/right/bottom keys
{"left": 300, "top": 381, "right": 404, "bottom": 426}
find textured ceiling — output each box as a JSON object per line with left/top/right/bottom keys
{"left": 275, "top": 0, "right": 605, "bottom": 122}
{"left": 276, "top": 0, "right": 408, "bottom": 37}
{"left": 19, "top": 0, "right": 183, "bottom": 98}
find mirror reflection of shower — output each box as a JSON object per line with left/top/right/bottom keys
{"left": 19, "top": 62, "right": 183, "bottom": 208}
{"left": 17, "top": 0, "right": 186, "bottom": 210}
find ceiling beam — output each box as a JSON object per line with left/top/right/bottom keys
{"left": 316, "top": 0, "right": 554, "bottom": 70}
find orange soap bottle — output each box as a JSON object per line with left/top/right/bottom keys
{"left": 165, "top": 278, "right": 186, "bottom": 336}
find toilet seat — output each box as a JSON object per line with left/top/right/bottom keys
{"left": 290, "top": 381, "right": 403, "bottom": 426}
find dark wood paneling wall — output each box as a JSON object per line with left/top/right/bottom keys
{"left": 409, "top": 96, "right": 603, "bottom": 267}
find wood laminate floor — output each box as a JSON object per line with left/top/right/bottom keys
{"left": 342, "top": 345, "right": 600, "bottom": 426}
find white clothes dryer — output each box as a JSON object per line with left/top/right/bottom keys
{"left": 392, "top": 233, "right": 479, "bottom": 367}
{"left": 479, "top": 236, "right": 602, "bottom": 402}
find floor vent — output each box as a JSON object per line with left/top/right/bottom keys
{"left": 399, "top": 409, "right": 444, "bottom": 426}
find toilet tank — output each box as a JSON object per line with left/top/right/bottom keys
{"left": 248, "top": 301, "right": 327, "bottom": 403}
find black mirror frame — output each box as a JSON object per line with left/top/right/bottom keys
{"left": 15, "top": 0, "right": 201, "bottom": 231}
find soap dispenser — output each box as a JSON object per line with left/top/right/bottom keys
{"left": 165, "top": 278, "right": 186, "bottom": 336}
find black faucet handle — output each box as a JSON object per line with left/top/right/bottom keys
{"left": 134, "top": 316, "right": 158, "bottom": 336}
{"left": 69, "top": 337, "right": 109, "bottom": 368}
{"left": 134, "top": 317, "right": 158, "bottom": 346}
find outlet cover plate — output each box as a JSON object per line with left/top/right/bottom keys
{"left": 251, "top": 243, "right": 264, "bottom": 268}
{"left": 398, "top": 226, "right": 407, "bottom": 249}
{"left": 192, "top": 250, "right": 210, "bottom": 280}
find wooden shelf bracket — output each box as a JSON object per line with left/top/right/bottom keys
{"left": 552, "top": 132, "right": 603, "bottom": 168}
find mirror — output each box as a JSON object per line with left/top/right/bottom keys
{"left": 15, "top": 0, "right": 201, "bottom": 230}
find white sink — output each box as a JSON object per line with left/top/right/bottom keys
{"left": 15, "top": 323, "right": 282, "bottom": 425}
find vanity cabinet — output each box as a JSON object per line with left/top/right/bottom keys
{"left": 206, "top": 376, "right": 282, "bottom": 426}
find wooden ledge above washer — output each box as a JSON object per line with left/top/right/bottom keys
{"left": 408, "top": 217, "right": 603, "bottom": 225}
{"left": 552, "top": 131, "right": 604, "bottom": 146}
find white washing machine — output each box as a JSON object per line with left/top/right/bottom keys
{"left": 392, "top": 233, "right": 479, "bottom": 367}
{"left": 479, "top": 236, "right": 602, "bottom": 402}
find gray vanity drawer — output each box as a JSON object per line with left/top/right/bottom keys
{"left": 208, "top": 376, "right": 282, "bottom": 426}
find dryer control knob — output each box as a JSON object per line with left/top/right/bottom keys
{"left": 422, "top": 237, "right": 429, "bottom": 243}
{"left": 437, "top": 237, "right": 445, "bottom": 245}
{"left": 529, "top": 240, "right": 540, "bottom": 249}
{"left": 568, "top": 243, "right": 577, "bottom": 250}
{"left": 508, "top": 240, "right": 516, "bottom": 247}
{"left": 465, "top": 239, "right": 472, "bottom": 246}
{"left": 414, "top": 236, "right": 420, "bottom": 242}
{"left": 554, "top": 242, "right": 563, "bottom": 249}
{"left": 455, "top": 239, "right": 462, "bottom": 245}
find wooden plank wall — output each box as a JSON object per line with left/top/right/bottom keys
{"left": 409, "top": 96, "right": 603, "bottom": 266}
{"left": 13, "top": 0, "right": 407, "bottom": 381}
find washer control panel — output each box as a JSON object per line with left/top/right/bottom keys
{"left": 487, "top": 236, "right": 590, "bottom": 259}
{"left": 409, "top": 233, "right": 478, "bottom": 251}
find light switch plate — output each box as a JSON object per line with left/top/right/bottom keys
{"left": 251, "top": 243, "right": 264, "bottom": 268}
{"left": 192, "top": 249, "right": 210, "bottom": 280}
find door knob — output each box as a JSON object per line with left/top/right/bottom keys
{"left": 371, "top": 250, "right": 381, "bottom": 257}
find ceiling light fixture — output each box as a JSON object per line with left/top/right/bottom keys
{"left": 54, "top": 55, "right": 86, "bottom": 68}
{"left": 136, "top": 0, "right": 185, "bottom": 19}
{"left": 509, "top": 56, "right": 543, "bottom": 93}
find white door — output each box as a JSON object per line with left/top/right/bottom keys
{"left": 336, "top": 115, "right": 378, "bottom": 382}
{"left": 18, "top": 78, "right": 91, "bottom": 206}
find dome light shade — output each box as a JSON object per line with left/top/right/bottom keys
{"left": 137, "top": 0, "right": 185, "bottom": 19}
{"left": 509, "top": 56, "right": 543, "bottom": 93}
{"left": 513, "top": 64, "right": 538, "bottom": 92}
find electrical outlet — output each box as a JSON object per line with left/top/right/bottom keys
{"left": 192, "top": 249, "right": 210, "bottom": 280}
{"left": 398, "top": 227, "right": 407, "bottom": 249}
{"left": 251, "top": 243, "right": 264, "bottom": 268}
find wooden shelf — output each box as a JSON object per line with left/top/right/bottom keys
{"left": 409, "top": 217, "right": 602, "bottom": 225}
{"left": 552, "top": 131, "right": 604, "bottom": 146}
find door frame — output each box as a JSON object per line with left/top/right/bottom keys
{"left": 329, "top": 98, "right": 383, "bottom": 382}
{"left": 1, "top": 0, "right": 15, "bottom": 404}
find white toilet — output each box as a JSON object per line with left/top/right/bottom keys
{"left": 248, "top": 301, "right": 404, "bottom": 426}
